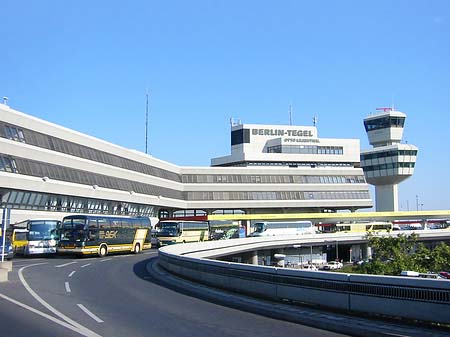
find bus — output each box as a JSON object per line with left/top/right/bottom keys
{"left": 153, "top": 220, "right": 209, "bottom": 247}
{"left": 12, "top": 219, "right": 60, "bottom": 256}
{"left": 335, "top": 221, "right": 393, "bottom": 233}
{"left": 393, "top": 219, "right": 450, "bottom": 230}
{"left": 57, "top": 215, "right": 152, "bottom": 257}
{"left": 249, "top": 221, "right": 316, "bottom": 237}
{"left": 209, "top": 220, "right": 240, "bottom": 240}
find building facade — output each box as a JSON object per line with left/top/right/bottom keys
{"left": 0, "top": 103, "right": 372, "bottom": 223}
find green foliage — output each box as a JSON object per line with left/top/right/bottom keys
{"left": 356, "top": 233, "right": 450, "bottom": 275}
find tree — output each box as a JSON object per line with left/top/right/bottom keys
{"left": 428, "top": 242, "right": 450, "bottom": 272}
{"left": 358, "top": 233, "right": 437, "bottom": 275}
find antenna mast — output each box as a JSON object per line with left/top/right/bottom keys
{"left": 145, "top": 92, "right": 149, "bottom": 154}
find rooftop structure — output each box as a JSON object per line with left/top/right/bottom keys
{"left": 211, "top": 123, "right": 361, "bottom": 168}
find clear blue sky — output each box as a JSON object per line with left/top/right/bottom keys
{"left": 1, "top": 1, "right": 449, "bottom": 210}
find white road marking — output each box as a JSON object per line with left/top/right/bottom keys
{"left": 65, "top": 282, "right": 71, "bottom": 293}
{"left": 18, "top": 263, "right": 102, "bottom": 337}
{"left": 81, "top": 263, "right": 91, "bottom": 268}
{"left": 100, "top": 258, "right": 112, "bottom": 262}
{"left": 55, "top": 261, "right": 78, "bottom": 268}
{"left": 77, "top": 304, "right": 104, "bottom": 323}
{"left": 69, "top": 271, "right": 76, "bottom": 277}
{"left": 0, "top": 292, "right": 100, "bottom": 337}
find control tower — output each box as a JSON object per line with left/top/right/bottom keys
{"left": 360, "top": 108, "right": 418, "bottom": 211}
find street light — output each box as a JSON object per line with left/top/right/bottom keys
{"left": 336, "top": 240, "right": 339, "bottom": 261}
{"left": 293, "top": 244, "right": 302, "bottom": 266}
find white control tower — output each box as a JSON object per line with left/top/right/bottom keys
{"left": 360, "top": 108, "right": 418, "bottom": 211}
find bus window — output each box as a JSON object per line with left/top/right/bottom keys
{"left": 98, "top": 218, "right": 109, "bottom": 229}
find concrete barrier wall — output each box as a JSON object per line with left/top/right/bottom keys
{"left": 158, "top": 238, "right": 450, "bottom": 324}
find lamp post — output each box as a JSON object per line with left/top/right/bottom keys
{"left": 336, "top": 240, "right": 339, "bottom": 261}
{"left": 293, "top": 244, "right": 302, "bottom": 267}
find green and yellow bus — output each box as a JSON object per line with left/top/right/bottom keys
{"left": 154, "top": 220, "right": 209, "bottom": 247}
{"left": 57, "top": 215, "right": 152, "bottom": 257}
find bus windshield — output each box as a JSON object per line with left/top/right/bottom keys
{"left": 158, "top": 222, "right": 179, "bottom": 236}
{"left": 253, "top": 223, "right": 266, "bottom": 233}
{"left": 60, "top": 218, "right": 87, "bottom": 241}
{"left": 28, "top": 221, "right": 58, "bottom": 241}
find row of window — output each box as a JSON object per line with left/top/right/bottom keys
{"left": 1, "top": 123, "right": 181, "bottom": 182}
{"left": 1, "top": 190, "right": 155, "bottom": 216}
{"left": 182, "top": 174, "right": 366, "bottom": 184}
{"left": 12, "top": 156, "right": 183, "bottom": 200}
{"left": 362, "top": 162, "right": 416, "bottom": 172}
{"left": 86, "top": 217, "right": 149, "bottom": 229}
{"left": 267, "top": 145, "right": 344, "bottom": 155}
{"left": 185, "top": 191, "right": 370, "bottom": 201}
{"left": 169, "top": 209, "right": 246, "bottom": 218}
{"left": 361, "top": 150, "right": 418, "bottom": 161}
{"left": 364, "top": 116, "right": 405, "bottom": 131}
{"left": 218, "top": 162, "right": 354, "bottom": 168}
{"left": 3, "top": 155, "right": 370, "bottom": 203}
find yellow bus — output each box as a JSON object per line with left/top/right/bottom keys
{"left": 154, "top": 220, "right": 209, "bottom": 247}
{"left": 336, "top": 221, "right": 393, "bottom": 233}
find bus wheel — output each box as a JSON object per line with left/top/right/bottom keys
{"left": 98, "top": 245, "right": 108, "bottom": 257}
{"left": 133, "top": 243, "right": 141, "bottom": 254}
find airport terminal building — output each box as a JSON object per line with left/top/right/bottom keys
{"left": 0, "top": 103, "right": 372, "bottom": 223}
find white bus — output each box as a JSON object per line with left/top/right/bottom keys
{"left": 249, "top": 221, "right": 316, "bottom": 237}
{"left": 12, "top": 219, "right": 61, "bottom": 256}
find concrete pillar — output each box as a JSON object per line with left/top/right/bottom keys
{"left": 350, "top": 244, "right": 362, "bottom": 262}
{"left": 251, "top": 250, "right": 258, "bottom": 265}
{"left": 375, "top": 184, "right": 399, "bottom": 212}
{"left": 361, "top": 243, "right": 372, "bottom": 260}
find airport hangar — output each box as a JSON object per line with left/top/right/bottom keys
{"left": 0, "top": 102, "right": 372, "bottom": 224}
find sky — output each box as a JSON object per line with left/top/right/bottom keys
{"left": 1, "top": 1, "right": 449, "bottom": 211}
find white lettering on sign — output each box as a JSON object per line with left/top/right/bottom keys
{"left": 251, "top": 128, "right": 314, "bottom": 137}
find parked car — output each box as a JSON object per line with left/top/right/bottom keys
{"left": 353, "top": 259, "right": 370, "bottom": 266}
{"left": 300, "top": 264, "right": 318, "bottom": 271}
{"left": 438, "top": 271, "right": 450, "bottom": 279}
{"left": 322, "top": 261, "right": 343, "bottom": 270}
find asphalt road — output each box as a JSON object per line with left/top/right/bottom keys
{"left": 0, "top": 251, "right": 348, "bottom": 337}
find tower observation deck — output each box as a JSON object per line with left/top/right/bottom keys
{"left": 360, "top": 108, "right": 418, "bottom": 211}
